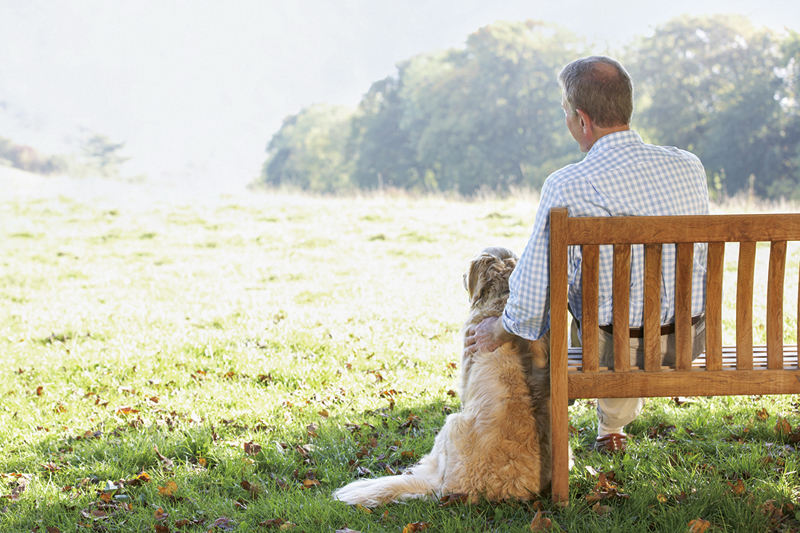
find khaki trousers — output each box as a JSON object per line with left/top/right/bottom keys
{"left": 562, "top": 316, "right": 706, "bottom": 433}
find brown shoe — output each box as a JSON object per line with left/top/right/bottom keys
{"left": 595, "top": 433, "right": 628, "bottom": 454}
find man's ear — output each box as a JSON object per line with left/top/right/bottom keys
{"left": 576, "top": 108, "right": 593, "bottom": 133}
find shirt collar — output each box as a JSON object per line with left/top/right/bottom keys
{"left": 586, "top": 129, "right": 643, "bottom": 157}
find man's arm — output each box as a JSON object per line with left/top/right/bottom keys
{"left": 464, "top": 315, "right": 517, "bottom": 356}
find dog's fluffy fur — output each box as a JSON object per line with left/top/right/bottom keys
{"left": 332, "top": 247, "right": 556, "bottom": 507}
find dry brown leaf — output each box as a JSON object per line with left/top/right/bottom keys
{"left": 756, "top": 407, "right": 769, "bottom": 421}
{"left": 241, "top": 480, "right": 261, "bottom": 498}
{"left": 592, "top": 503, "right": 612, "bottom": 515}
{"left": 158, "top": 480, "right": 178, "bottom": 497}
{"left": 775, "top": 416, "right": 792, "bottom": 435}
{"left": 438, "top": 493, "right": 469, "bottom": 507}
{"left": 45, "top": 527, "right": 62, "bottom": 533}
{"left": 154, "top": 525, "right": 171, "bottom": 533}
{"left": 402, "top": 523, "right": 430, "bottom": 533}
{"left": 728, "top": 479, "right": 746, "bottom": 496}
{"left": 244, "top": 441, "right": 262, "bottom": 456}
{"left": 127, "top": 471, "right": 151, "bottom": 486}
{"left": 153, "top": 445, "right": 174, "bottom": 469}
{"left": 529, "top": 510, "right": 553, "bottom": 531}
{"left": 154, "top": 507, "right": 169, "bottom": 521}
{"left": 688, "top": 518, "right": 712, "bottom": 532}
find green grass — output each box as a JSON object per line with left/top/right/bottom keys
{"left": 1, "top": 187, "right": 800, "bottom": 532}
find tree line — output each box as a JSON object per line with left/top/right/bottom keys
{"left": 257, "top": 15, "right": 800, "bottom": 200}
{"left": 0, "top": 133, "right": 130, "bottom": 179}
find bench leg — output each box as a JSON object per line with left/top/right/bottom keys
{"left": 551, "top": 393, "right": 570, "bottom": 504}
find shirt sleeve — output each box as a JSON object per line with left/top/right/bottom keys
{"left": 502, "top": 179, "right": 563, "bottom": 341}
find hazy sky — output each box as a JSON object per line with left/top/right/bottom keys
{"left": 1, "top": 1, "right": 798, "bottom": 190}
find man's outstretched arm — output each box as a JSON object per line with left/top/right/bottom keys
{"left": 464, "top": 315, "right": 517, "bottom": 356}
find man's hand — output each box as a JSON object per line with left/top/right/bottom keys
{"left": 464, "top": 316, "right": 513, "bottom": 356}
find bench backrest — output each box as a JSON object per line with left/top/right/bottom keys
{"left": 548, "top": 206, "right": 800, "bottom": 503}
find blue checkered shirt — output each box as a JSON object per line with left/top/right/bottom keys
{"left": 503, "top": 130, "right": 710, "bottom": 341}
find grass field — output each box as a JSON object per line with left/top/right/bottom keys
{"left": 2, "top": 178, "right": 800, "bottom": 532}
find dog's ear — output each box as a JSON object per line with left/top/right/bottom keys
{"left": 465, "top": 251, "right": 517, "bottom": 306}
{"left": 465, "top": 254, "right": 495, "bottom": 305}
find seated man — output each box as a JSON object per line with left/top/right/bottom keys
{"left": 465, "top": 55, "right": 708, "bottom": 453}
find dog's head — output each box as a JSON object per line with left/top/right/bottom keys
{"left": 463, "top": 247, "right": 518, "bottom": 309}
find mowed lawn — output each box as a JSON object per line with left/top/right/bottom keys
{"left": 2, "top": 180, "right": 800, "bottom": 532}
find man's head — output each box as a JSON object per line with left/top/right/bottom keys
{"left": 558, "top": 56, "right": 633, "bottom": 152}
{"left": 558, "top": 56, "right": 633, "bottom": 128}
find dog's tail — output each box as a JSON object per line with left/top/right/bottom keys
{"left": 332, "top": 470, "right": 437, "bottom": 508}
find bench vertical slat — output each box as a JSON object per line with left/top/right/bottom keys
{"left": 675, "top": 242, "right": 694, "bottom": 371}
{"left": 549, "top": 208, "right": 570, "bottom": 505}
{"left": 581, "top": 245, "right": 600, "bottom": 373}
{"left": 644, "top": 244, "right": 663, "bottom": 371}
{"left": 737, "top": 242, "right": 756, "bottom": 370}
{"left": 705, "top": 242, "right": 725, "bottom": 370}
{"left": 613, "top": 244, "right": 631, "bottom": 372}
{"left": 767, "top": 241, "right": 787, "bottom": 369}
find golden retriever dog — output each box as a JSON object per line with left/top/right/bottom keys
{"left": 333, "top": 247, "right": 559, "bottom": 507}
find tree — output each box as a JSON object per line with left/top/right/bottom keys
{"left": 260, "top": 104, "right": 354, "bottom": 192}
{"left": 398, "top": 21, "right": 582, "bottom": 194}
{"left": 80, "top": 134, "right": 131, "bottom": 178}
{"left": 627, "top": 15, "right": 800, "bottom": 198}
{"left": 347, "top": 76, "right": 421, "bottom": 191}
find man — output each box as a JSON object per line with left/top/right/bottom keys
{"left": 465, "top": 55, "right": 709, "bottom": 453}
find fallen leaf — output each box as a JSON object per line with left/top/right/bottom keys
{"left": 154, "top": 507, "right": 169, "bottom": 521}
{"left": 592, "top": 503, "right": 612, "bottom": 515}
{"left": 438, "top": 493, "right": 469, "bottom": 507}
{"left": 153, "top": 445, "right": 174, "bottom": 469}
{"left": 244, "top": 441, "right": 262, "bottom": 456}
{"left": 728, "top": 479, "right": 746, "bottom": 496}
{"left": 688, "top": 518, "right": 712, "bottom": 532}
{"left": 154, "top": 525, "right": 170, "bottom": 533}
{"left": 241, "top": 480, "right": 261, "bottom": 498}
{"left": 355, "top": 503, "right": 372, "bottom": 514}
{"left": 302, "top": 478, "right": 320, "bottom": 488}
{"left": 529, "top": 510, "right": 553, "bottom": 531}
{"left": 210, "top": 516, "right": 235, "bottom": 530}
{"left": 775, "top": 416, "right": 792, "bottom": 436}
{"left": 158, "top": 481, "right": 177, "bottom": 497}
{"left": 127, "top": 472, "right": 151, "bottom": 486}
{"left": 45, "top": 527, "right": 62, "bottom": 533}
{"left": 402, "top": 522, "right": 430, "bottom": 533}
{"left": 756, "top": 407, "right": 769, "bottom": 421}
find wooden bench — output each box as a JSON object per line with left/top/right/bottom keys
{"left": 548, "top": 207, "right": 800, "bottom": 504}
